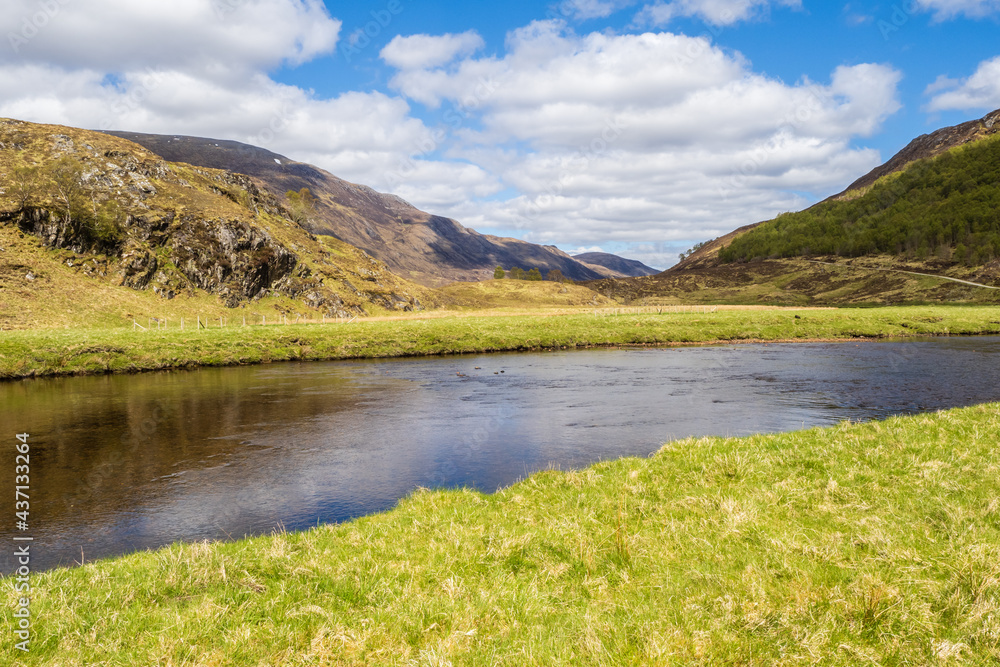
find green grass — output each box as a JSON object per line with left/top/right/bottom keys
{"left": 4, "top": 403, "right": 999, "bottom": 665}
{"left": 1, "top": 305, "right": 1000, "bottom": 380}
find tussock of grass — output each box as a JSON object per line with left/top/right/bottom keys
{"left": 4, "top": 404, "right": 1000, "bottom": 664}
{"left": 1, "top": 305, "right": 1000, "bottom": 380}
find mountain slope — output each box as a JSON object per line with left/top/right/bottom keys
{"left": 102, "top": 131, "right": 604, "bottom": 286}
{"left": 718, "top": 127, "right": 1000, "bottom": 265}
{"left": 835, "top": 108, "right": 1000, "bottom": 197}
{"left": 573, "top": 252, "right": 659, "bottom": 277}
{"left": 0, "top": 119, "right": 429, "bottom": 329}
{"left": 590, "top": 108, "right": 1000, "bottom": 305}
{"left": 680, "top": 108, "right": 1000, "bottom": 270}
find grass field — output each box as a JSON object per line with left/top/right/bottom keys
{"left": 1, "top": 304, "right": 999, "bottom": 380}
{"left": 3, "top": 403, "right": 998, "bottom": 665}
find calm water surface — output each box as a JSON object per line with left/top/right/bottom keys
{"left": 3, "top": 336, "right": 1000, "bottom": 572}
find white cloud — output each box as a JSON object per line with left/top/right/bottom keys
{"left": 634, "top": 0, "right": 801, "bottom": 27}
{"left": 915, "top": 0, "right": 1000, "bottom": 20}
{"left": 381, "top": 22, "right": 900, "bottom": 252}
{"left": 925, "top": 56, "right": 1000, "bottom": 111}
{"left": 1, "top": 0, "right": 340, "bottom": 76}
{"left": 380, "top": 31, "right": 485, "bottom": 71}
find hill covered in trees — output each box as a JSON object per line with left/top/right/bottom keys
{"left": 719, "top": 116, "right": 1000, "bottom": 267}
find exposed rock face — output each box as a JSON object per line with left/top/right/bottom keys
{"left": 118, "top": 244, "right": 158, "bottom": 289}
{"left": 166, "top": 216, "right": 298, "bottom": 304}
{"left": 102, "top": 131, "right": 606, "bottom": 286}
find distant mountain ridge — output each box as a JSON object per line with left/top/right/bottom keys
{"left": 573, "top": 252, "right": 659, "bottom": 277}
{"left": 103, "top": 131, "right": 605, "bottom": 286}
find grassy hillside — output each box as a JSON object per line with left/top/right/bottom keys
{"left": 719, "top": 133, "right": 1000, "bottom": 266}
{"left": 0, "top": 119, "right": 431, "bottom": 330}
{"left": 435, "top": 279, "right": 611, "bottom": 310}
{"left": 4, "top": 403, "right": 999, "bottom": 664}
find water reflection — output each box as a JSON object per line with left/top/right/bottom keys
{"left": 2, "top": 337, "right": 1000, "bottom": 572}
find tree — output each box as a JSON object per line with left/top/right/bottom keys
{"left": 47, "top": 156, "right": 88, "bottom": 226}
{"left": 509, "top": 266, "right": 524, "bottom": 280}
{"left": 493, "top": 265, "right": 505, "bottom": 279}
{"left": 546, "top": 268, "right": 565, "bottom": 282}
{"left": 10, "top": 161, "right": 43, "bottom": 210}
{"left": 286, "top": 187, "right": 316, "bottom": 225}
{"left": 526, "top": 267, "right": 543, "bottom": 281}
{"left": 954, "top": 243, "right": 967, "bottom": 266}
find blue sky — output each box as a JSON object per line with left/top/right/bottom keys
{"left": 2, "top": 1, "right": 1000, "bottom": 268}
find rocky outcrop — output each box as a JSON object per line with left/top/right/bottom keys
{"left": 166, "top": 215, "right": 298, "bottom": 306}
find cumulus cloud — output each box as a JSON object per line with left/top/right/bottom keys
{"left": 925, "top": 56, "right": 1000, "bottom": 111}
{"left": 2, "top": 0, "right": 340, "bottom": 76}
{"left": 380, "top": 31, "right": 485, "bottom": 71}
{"left": 634, "top": 0, "right": 801, "bottom": 27}
{"left": 380, "top": 22, "right": 900, "bottom": 254}
{"left": 915, "top": 0, "right": 1000, "bottom": 20}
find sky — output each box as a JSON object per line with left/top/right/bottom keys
{"left": 2, "top": 1, "right": 999, "bottom": 269}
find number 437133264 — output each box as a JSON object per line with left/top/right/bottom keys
{"left": 15, "top": 433, "right": 29, "bottom": 502}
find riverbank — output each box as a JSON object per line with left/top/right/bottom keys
{"left": 3, "top": 403, "right": 998, "bottom": 664}
{"left": 2, "top": 305, "right": 1000, "bottom": 380}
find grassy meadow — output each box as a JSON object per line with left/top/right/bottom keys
{"left": 1, "top": 304, "right": 999, "bottom": 380}
{"left": 3, "top": 403, "right": 999, "bottom": 665}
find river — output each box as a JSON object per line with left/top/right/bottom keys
{"left": 2, "top": 336, "right": 999, "bottom": 572}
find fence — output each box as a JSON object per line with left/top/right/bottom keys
{"left": 592, "top": 306, "right": 719, "bottom": 316}
{"left": 133, "top": 315, "right": 358, "bottom": 331}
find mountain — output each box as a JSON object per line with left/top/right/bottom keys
{"left": 0, "top": 118, "right": 430, "bottom": 329}
{"left": 102, "top": 131, "right": 604, "bottom": 286}
{"left": 572, "top": 252, "right": 659, "bottom": 277}
{"left": 589, "top": 108, "right": 1000, "bottom": 305}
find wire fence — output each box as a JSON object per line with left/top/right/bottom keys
{"left": 132, "top": 314, "right": 358, "bottom": 331}
{"left": 592, "top": 306, "right": 719, "bottom": 316}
